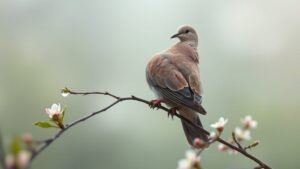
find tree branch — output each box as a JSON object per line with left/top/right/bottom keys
{"left": 28, "top": 89, "right": 272, "bottom": 169}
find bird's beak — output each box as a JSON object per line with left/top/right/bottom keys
{"left": 171, "top": 32, "right": 182, "bottom": 39}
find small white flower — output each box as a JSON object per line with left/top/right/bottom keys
{"left": 177, "top": 150, "right": 200, "bottom": 169}
{"left": 45, "top": 103, "right": 63, "bottom": 118}
{"left": 177, "top": 159, "right": 190, "bottom": 169}
{"left": 210, "top": 117, "right": 228, "bottom": 132}
{"left": 218, "top": 143, "right": 227, "bottom": 152}
{"left": 234, "top": 127, "right": 251, "bottom": 140}
{"left": 5, "top": 151, "right": 31, "bottom": 169}
{"left": 17, "top": 151, "right": 31, "bottom": 169}
{"left": 241, "top": 115, "right": 257, "bottom": 129}
{"left": 185, "top": 150, "right": 199, "bottom": 163}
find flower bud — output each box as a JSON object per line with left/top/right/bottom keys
{"left": 193, "top": 138, "right": 207, "bottom": 149}
{"left": 22, "top": 133, "right": 33, "bottom": 146}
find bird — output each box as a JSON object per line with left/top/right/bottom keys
{"left": 146, "top": 25, "right": 208, "bottom": 145}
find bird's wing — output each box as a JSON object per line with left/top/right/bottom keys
{"left": 146, "top": 54, "right": 206, "bottom": 115}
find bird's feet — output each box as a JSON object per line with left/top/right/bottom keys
{"left": 149, "top": 99, "right": 163, "bottom": 109}
{"left": 168, "top": 107, "right": 179, "bottom": 119}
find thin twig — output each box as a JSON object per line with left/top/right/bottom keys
{"left": 29, "top": 89, "right": 272, "bottom": 169}
{"left": 67, "top": 89, "right": 120, "bottom": 100}
{"left": 244, "top": 141, "right": 260, "bottom": 151}
{"left": 232, "top": 132, "right": 243, "bottom": 149}
{"left": 29, "top": 98, "right": 129, "bottom": 162}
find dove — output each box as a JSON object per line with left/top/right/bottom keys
{"left": 146, "top": 25, "right": 208, "bottom": 145}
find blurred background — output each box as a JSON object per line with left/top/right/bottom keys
{"left": 0, "top": 0, "right": 299, "bottom": 168}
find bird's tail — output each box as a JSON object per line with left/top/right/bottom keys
{"left": 179, "top": 109, "right": 208, "bottom": 145}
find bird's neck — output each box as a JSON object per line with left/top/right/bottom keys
{"left": 183, "top": 40, "right": 198, "bottom": 49}
{"left": 174, "top": 41, "right": 199, "bottom": 63}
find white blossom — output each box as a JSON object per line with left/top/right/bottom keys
{"left": 234, "top": 127, "right": 251, "bottom": 140}
{"left": 45, "top": 103, "right": 63, "bottom": 118}
{"left": 218, "top": 143, "right": 227, "bottom": 152}
{"left": 5, "top": 151, "right": 31, "bottom": 169}
{"left": 185, "top": 150, "right": 199, "bottom": 163}
{"left": 177, "top": 150, "right": 200, "bottom": 169}
{"left": 17, "top": 151, "right": 31, "bottom": 169}
{"left": 241, "top": 115, "right": 257, "bottom": 129}
{"left": 210, "top": 117, "right": 228, "bottom": 132}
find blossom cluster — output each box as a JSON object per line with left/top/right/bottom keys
{"left": 4, "top": 102, "right": 68, "bottom": 169}
{"left": 213, "top": 115, "right": 258, "bottom": 154}
{"left": 4, "top": 134, "right": 33, "bottom": 169}
{"left": 177, "top": 115, "right": 259, "bottom": 169}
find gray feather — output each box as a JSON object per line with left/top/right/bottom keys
{"left": 181, "top": 115, "right": 208, "bottom": 144}
{"left": 153, "top": 86, "right": 206, "bottom": 115}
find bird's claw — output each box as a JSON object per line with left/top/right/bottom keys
{"left": 149, "top": 99, "right": 162, "bottom": 109}
{"left": 168, "top": 107, "right": 178, "bottom": 119}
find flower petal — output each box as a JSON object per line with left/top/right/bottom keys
{"left": 177, "top": 159, "right": 190, "bottom": 169}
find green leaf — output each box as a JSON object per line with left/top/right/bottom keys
{"left": 10, "top": 137, "right": 21, "bottom": 155}
{"left": 34, "top": 121, "right": 57, "bottom": 128}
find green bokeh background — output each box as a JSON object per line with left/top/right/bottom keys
{"left": 0, "top": 0, "right": 299, "bottom": 168}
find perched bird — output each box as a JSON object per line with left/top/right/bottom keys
{"left": 146, "top": 25, "right": 208, "bottom": 145}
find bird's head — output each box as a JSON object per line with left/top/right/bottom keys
{"left": 171, "top": 25, "right": 198, "bottom": 46}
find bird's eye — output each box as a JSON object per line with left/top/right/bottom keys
{"left": 185, "top": 30, "right": 190, "bottom": 33}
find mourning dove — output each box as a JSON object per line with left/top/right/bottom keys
{"left": 146, "top": 25, "right": 208, "bottom": 145}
